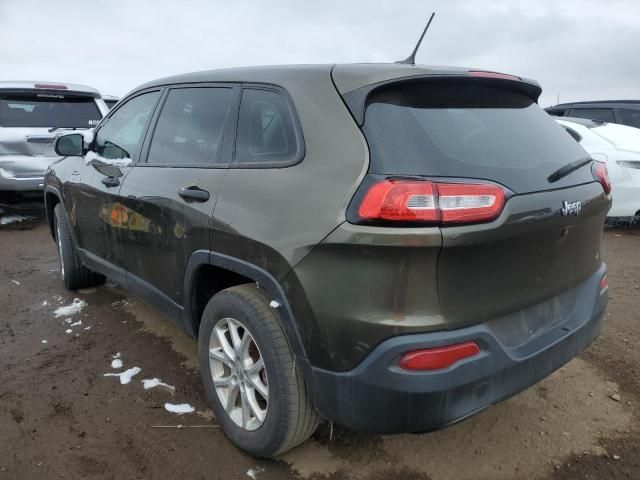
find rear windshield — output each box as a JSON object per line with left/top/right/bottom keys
{"left": 0, "top": 92, "right": 101, "bottom": 128}
{"left": 362, "top": 81, "right": 594, "bottom": 193}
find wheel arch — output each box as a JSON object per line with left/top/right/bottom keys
{"left": 183, "top": 250, "right": 314, "bottom": 388}
{"left": 44, "top": 186, "right": 62, "bottom": 240}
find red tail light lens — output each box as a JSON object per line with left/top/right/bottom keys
{"left": 399, "top": 342, "right": 480, "bottom": 371}
{"left": 358, "top": 180, "right": 506, "bottom": 225}
{"left": 594, "top": 161, "right": 611, "bottom": 194}
{"left": 358, "top": 180, "right": 438, "bottom": 221}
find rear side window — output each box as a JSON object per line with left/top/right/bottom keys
{"left": 616, "top": 108, "right": 640, "bottom": 128}
{"left": 362, "top": 80, "right": 593, "bottom": 194}
{"left": 234, "top": 88, "right": 300, "bottom": 166}
{"left": 0, "top": 92, "right": 101, "bottom": 128}
{"left": 147, "top": 87, "right": 233, "bottom": 166}
{"left": 569, "top": 108, "right": 615, "bottom": 123}
{"left": 94, "top": 91, "right": 159, "bottom": 161}
{"left": 546, "top": 108, "right": 568, "bottom": 117}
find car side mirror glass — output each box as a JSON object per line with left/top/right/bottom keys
{"left": 54, "top": 133, "right": 84, "bottom": 157}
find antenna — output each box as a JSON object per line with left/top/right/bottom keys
{"left": 396, "top": 12, "right": 436, "bottom": 65}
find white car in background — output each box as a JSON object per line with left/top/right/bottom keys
{"left": 556, "top": 117, "right": 640, "bottom": 224}
{"left": 0, "top": 81, "right": 108, "bottom": 192}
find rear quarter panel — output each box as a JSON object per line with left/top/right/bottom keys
{"left": 211, "top": 68, "right": 369, "bottom": 365}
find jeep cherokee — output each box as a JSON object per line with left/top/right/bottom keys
{"left": 44, "top": 63, "right": 611, "bottom": 457}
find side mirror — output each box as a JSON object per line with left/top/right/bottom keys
{"left": 54, "top": 133, "right": 84, "bottom": 157}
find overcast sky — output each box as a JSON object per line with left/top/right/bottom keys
{"left": 1, "top": 0, "right": 639, "bottom": 106}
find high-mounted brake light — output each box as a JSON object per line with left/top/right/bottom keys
{"left": 399, "top": 342, "right": 480, "bottom": 371}
{"left": 358, "top": 180, "right": 506, "bottom": 225}
{"left": 34, "top": 83, "right": 68, "bottom": 90}
{"left": 594, "top": 161, "right": 611, "bottom": 194}
{"left": 469, "top": 70, "right": 521, "bottom": 81}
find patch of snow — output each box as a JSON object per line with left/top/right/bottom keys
{"left": 1, "top": 215, "right": 29, "bottom": 225}
{"left": 42, "top": 300, "right": 48, "bottom": 306}
{"left": 11, "top": 279, "right": 20, "bottom": 285}
{"left": 54, "top": 298, "right": 87, "bottom": 318}
{"left": 112, "top": 352, "right": 121, "bottom": 359}
{"left": 247, "top": 467, "right": 264, "bottom": 479}
{"left": 69, "top": 320, "right": 82, "bottom": 327}
{"left": 269, "top": 300, "right": 280, "bottom": 308}
{"left": 164, "top": 403, "right": 195, "bottom": 414}
{"left": 65, "top": 329, "right": 72, "bottom": 334}
{"left": 111, "top": 359, "right": 123, "bottom": 369}
{"left": 104, "top": 367, "right": 141, "bottom": 385}
{"left": 84, "top": 326, "right": 91, "bottom": 330}
{"left": 141, "top": 378, "right": 175, "bottom": 391}
{"left": 84, "top": 150, "right": 133, "bottom": 167}
{"left": 41, "top": 340, "right": 48, "bottom": 344}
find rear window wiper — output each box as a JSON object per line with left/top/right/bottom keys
{"left": 48, "top": 126, "right": 80, "bottom": 133}
{"left": 547, "top": 157, "right": 593, "bottom": 183}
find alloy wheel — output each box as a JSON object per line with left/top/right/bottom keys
{"left": 208, "top": 317, "right": 269, "bottom": 431}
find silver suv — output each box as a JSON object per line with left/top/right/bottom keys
{"left": 0, "top": 81, "right": 108, "bottom": 192}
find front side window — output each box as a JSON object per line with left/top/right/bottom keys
{"left": 0, "top": 92, "right": 101, "bottom": 128}
{"left": 94, "top": 91, "right": 160, "bottom": 161}
{"left": 569, "top": 108, "right": 615, "bottom": 123}
{"left": 147, "top": 87, "right": 233, "bottom": 165}
{"left": 235, "top": 88, "right": 300, "bottom": 165}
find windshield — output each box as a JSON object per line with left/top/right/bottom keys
{"left": 0, "top": 92, "right": 101, "bottom": 128}
{"left": 362, "top": 81, "right": 594, "bottom": 193}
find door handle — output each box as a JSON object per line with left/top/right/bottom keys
{"left": 101, "top": 176, "right": 120, "bottom": 188}
{"left": 179, "top": 186, "right": 210, "bottom": 202}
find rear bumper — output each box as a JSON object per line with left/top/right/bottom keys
{"left": 310, "top": 264, "right": 608, "bottom": 434}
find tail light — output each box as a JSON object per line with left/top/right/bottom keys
{"left": 358, "top": 179, "right": 506, "bottom": 225}
{"left": 399, "top": 341, "right": 480, "bottom": 371}
{"left": 594, "top": 161, "right": 611, "bottom": 194}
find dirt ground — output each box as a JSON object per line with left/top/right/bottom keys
{"left": 1, "top": 200, "right": 639, "bottom": 480}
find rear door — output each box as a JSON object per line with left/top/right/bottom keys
{"left": 360, "top": 79, "right": 610, "bottom": 329}
{"left": 117, "top": 84, "right": 237, "bottom": 312}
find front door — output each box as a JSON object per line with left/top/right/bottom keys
{"left": 71, "top": 90, "right": 161, "bottom": 275}
{"left": 117, "top": 85, "right": 237, "bottom": 314}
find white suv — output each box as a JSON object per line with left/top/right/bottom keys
{"left": 0, "top": 81, "right": 108, "bottom": 192}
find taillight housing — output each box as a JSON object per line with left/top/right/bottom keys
{"left": 356, "top": 179, "right": 506, "bottom": 225}
{"left": 593, "top": 161, "right": 612, "bottom": 194}
{"left": 399, "top": 342, "right": 481, "bottom": 371}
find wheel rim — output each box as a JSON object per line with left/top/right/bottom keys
{"left": 209, "top": 317, "right": 268, "bottom": 431}
{"left": 56, "top": 224, "right": 65, "bottom": 279}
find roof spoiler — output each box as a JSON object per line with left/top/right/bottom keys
{"left": 341, "top": 73, "right": 543, "bottom": 125}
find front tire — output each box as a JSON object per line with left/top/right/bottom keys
{"left": 198, "top": 284, "right": 319, "bottom": 457}
{"left": 54, "top": 203, "right": 105, "bottom": 290}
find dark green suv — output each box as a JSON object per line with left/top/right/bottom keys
{"left": 44, "top": 64, "right": 611, "bottom": 457}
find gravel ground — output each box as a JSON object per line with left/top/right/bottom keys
{"left": 1, "top": 202, "right": 638, "bottom": 480}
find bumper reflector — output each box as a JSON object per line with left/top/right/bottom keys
{"left": 399, "top": 341, "right": 480, "bottom": 371}
{"left": 600, "top": 275, "right": 609, "bottom": 295}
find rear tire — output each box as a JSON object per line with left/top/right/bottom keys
{"left": 54, "top": 203, "right": 105, "bottom": 290}
{"left": 198, "top": 284, "right": 319, "bottom": 457}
